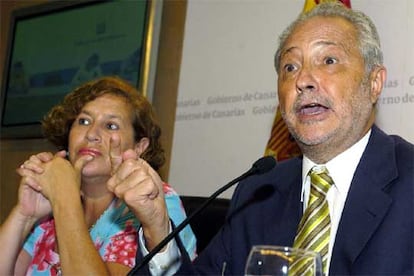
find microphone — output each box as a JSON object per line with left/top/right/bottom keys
{"left": 129, "top": 156, "right": 276, "bottom": 274}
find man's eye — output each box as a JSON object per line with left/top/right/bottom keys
{"left": 324, "top": 57, "right": 337, "bottom": 65}
{"left": 283, "top": 64, "right": 297, "bottom": 72}
{"left": 107, "top": 123, "right": 119, "bottom": 130}
{"left": 78, "top": 118, "right": 90, "bottom": 125}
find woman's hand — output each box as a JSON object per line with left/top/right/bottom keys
{"left": 15, "top": 151, "right": 93, "bottom": 215}
{"left": 107, "top": 136, "right": 170, "bottom": 251}
{"left": 15, "top": 151, "right": 65, "bottom": 219}
{"left": 28, "top": 154, "right": 92, "bottom": 204}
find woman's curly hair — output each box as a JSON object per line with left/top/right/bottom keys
{"left": 42, "top": 76, "right": 165, "bottom": 170}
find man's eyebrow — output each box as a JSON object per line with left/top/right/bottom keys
{"left": 314, "top": 40, "right": 352, "bottom": 54}
{"left": 280, "top": 46, "right": 298, "bottom": 59}
{"left": 285, "top": 40, "right": 343, "bottom": 54}
{"left": 314, "top": 40, "right": 337, "bottom": 46}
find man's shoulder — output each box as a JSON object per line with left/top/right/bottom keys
{"left": 389, "top": 134, "right": 414, "bottom": 153}
{"left": 371, "top": 125, "right": 413, "bottom": 160}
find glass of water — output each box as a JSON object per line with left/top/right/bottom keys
{"left": 244, "top": 245, "right": 322, "bottom": 276}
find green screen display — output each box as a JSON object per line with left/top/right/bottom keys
{"left": 1, "top": 0, "right": 148, "bottom": 131}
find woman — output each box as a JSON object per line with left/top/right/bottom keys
{"left": 0, "top": 76, "right": 196, "bottom": 275}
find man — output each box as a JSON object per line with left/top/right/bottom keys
{"left": 111, "top": 2, "right": 414, "bottom": 275}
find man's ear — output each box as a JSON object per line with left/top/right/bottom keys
{"left": 369, "top": 65, "right": 387, "bottom": 104}
{"left": 134, "top": 137, "right": 150, "bottom": 157}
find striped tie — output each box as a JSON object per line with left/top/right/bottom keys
{"left": 291, "top": 166, "right": 333, "bottom": 275}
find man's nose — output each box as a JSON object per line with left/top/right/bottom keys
{"left": 296, "top": 65, "right": 317, "bottom": 94}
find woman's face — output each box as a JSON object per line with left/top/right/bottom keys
{"left": 68, "top": 94, "right": 136, "bottom": 179}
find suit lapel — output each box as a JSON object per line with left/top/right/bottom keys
{"left": 263, "top": 159, "right": 303, "bottom": 246}
{"left": 331, "top": 126, "right": 398, "bottom": 273}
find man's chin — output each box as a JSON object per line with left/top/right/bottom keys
{"left": 295, "top": 131, "right": 333, "bottom": 149}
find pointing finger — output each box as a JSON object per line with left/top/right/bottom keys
{"left": 110, "top": 134, "right": 123, "bottom": 175}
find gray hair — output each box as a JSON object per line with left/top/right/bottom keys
{"left": 274, "top": 2, "right": 383, "bottom": 74}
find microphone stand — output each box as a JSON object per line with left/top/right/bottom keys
{"left": 129, "top": 156, "right": 276, "bottom": 274}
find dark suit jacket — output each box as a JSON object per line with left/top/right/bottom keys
{"left": 132, "top": 126, "right": 414, "bottom": 275}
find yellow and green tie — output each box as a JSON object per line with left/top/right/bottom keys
{"left": 291, "top": 166, "right": 333, "bottom": 275}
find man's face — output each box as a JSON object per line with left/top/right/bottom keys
{"left": 277, "top": 16, "right": 383, "bottom": 162}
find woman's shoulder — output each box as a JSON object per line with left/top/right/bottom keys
{"left": 162, "top": 182, "right": 179, "bottom": 197}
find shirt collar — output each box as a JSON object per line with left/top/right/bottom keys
{"left": 302, "top": 129, "right": 372, "bottom": 196}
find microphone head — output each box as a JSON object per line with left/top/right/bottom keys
{"left": 251, "top": 156, "right": 277, "bottom": 175}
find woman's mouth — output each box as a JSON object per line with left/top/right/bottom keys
{"left": 78, "top": 148, "right": 101, "bottom": 157}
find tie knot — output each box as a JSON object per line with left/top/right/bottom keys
{"left": 309, "top": 166, "right": 333, "bottom": 194}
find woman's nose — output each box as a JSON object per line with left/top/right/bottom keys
{"left": 85, "top": 124, "right": 101, "bottom": 142}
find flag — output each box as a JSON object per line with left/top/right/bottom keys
{"left": 264, "top": 0, "right": 351, "bottom": 161}
{"left": 303, "top": 0, "right": 351, "bottom": 13}
{"left": 264, "top": 108, "right": 301, "bottom": 160}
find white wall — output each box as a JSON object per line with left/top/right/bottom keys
{"left": 169, "top": 0, "right": 414, "bottom": 197}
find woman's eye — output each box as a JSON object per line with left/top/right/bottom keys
{"left": 107, "top": 123, "right": 119, "bottom": 130}
{"left": 78, "top": 118, "right": 90, "bottom": 125}
{"left": 324, "top": 57, "right": 337, "bottom": 65}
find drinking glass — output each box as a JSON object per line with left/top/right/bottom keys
{"left": 244, "top": 245, "right": 322, "bottom": 276}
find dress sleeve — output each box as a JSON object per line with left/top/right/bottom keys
{"left": 22, "top": 218, "right": 50, "bottom": 257}
{"left": 163, "top": 182, "right": 198, "bottom": 260}
{"left": 22, "top": 225, "right": 39, "bottom": 257}
{"left": 100, "top": 220, "right": 138, "bottom": 268}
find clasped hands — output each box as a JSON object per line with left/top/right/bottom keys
{"left": 16, "top": 134, "right": 170, "bottom": 250}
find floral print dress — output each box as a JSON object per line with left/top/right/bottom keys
{"left": 23, "top": 183, "right": 197, "bottom": 275}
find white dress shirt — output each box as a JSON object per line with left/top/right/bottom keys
{"left": 301, "top": 129, "right": 371, "bottom": 273}
{"left": 138, "top": 223, "right": 181, "bottom": 276}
